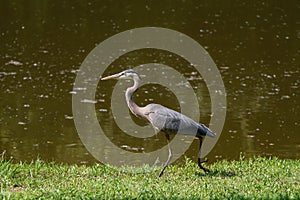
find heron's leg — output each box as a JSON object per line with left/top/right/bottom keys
{"left": 197, "top": 137, "right": 210, "bottom": 173}
{"left": 158, "top": 133, "right": 172, "bottom": 177}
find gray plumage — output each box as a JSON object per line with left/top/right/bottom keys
{"left": 142, "top": 104, "right": 215, "bottom": 138}
{"left": 101, "top": 69, "right": 215, "bottom": 177}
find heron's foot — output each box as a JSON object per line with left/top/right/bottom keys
{"left": 198, "top": 158, "right": 210, "bottom": 173}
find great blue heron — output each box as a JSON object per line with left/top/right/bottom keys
{"left": 101, "top": 69, "right": 216, "bottom": 177}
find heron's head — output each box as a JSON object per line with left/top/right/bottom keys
{"left": 101, "top": 69, "right": 140, "bottom": 81}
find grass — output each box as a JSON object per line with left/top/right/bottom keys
{"left": 0, "top": 156, "right": 299, "bottom": 199}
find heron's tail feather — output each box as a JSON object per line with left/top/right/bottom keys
{"left": 205, "top": 128, "right": 216, "bottom": 138}
{"left": 197, "top": 124, "right": 216, "bottom": 138}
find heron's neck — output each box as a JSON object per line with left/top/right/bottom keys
{"left": 125, "top": 76, "right": 143, "bottom": 117}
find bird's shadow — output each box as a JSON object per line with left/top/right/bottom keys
{"left": 195, "top": 170, "right": 237, "bottom": 177}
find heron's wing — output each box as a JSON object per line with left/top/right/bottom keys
{"left": 144, "top": 104, "right": 215, "bottom": 137}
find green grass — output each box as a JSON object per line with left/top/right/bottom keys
{"left": 0, "top": 157, "right": 299, "bottom": 199}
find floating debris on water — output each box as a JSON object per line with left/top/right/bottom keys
{"left": 38, "top": 94, "right": 49, "bottom": 98}
{"left": 0, "top": 72, "right": 17, "bottom": 75}
{"left": 6, "top": 60, "right": 23, "bottom": 66}
{"left": 64, "top": 115, "right": 73, "bottom": 119}
{"left": 281, "top": 95, "right": 290, "bottom": 100}
{"left": 80, "top": 99, "right": 97, "bottom": 104}
{"left": 247, "top": 135, "right": 255, "bottom": 138}
{"left": 120, "top": 145, "right": 144, "bottom": 151}
{"left": 73, "top": 87, "right": 87, "bottom": 91}
{"left": 65, "top": 143, "right": 78, "bottom": 147}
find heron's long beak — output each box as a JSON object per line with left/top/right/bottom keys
{"left": 101, "top": 73, "right": 121, "bottom": 80}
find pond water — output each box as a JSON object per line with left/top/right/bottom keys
{"left": 0, "top": 1, "right": 299, "bottom": 165}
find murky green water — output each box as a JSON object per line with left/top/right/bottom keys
{"left": 1, "top": 1, "right": 299, "bottom": 165}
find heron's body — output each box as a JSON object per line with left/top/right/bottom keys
{"left": 101, "top": 69, "right": 215, "bottom": 177}
{"left": 136, "top": 103, "right": 215, "bottom": 138}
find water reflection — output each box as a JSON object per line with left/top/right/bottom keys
{"left": 0, "top": 1, "right": 299, "bottom": 165}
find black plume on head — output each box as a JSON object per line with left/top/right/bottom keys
{"left": 124, "top": 69, "right": 137, "bottom": 74}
